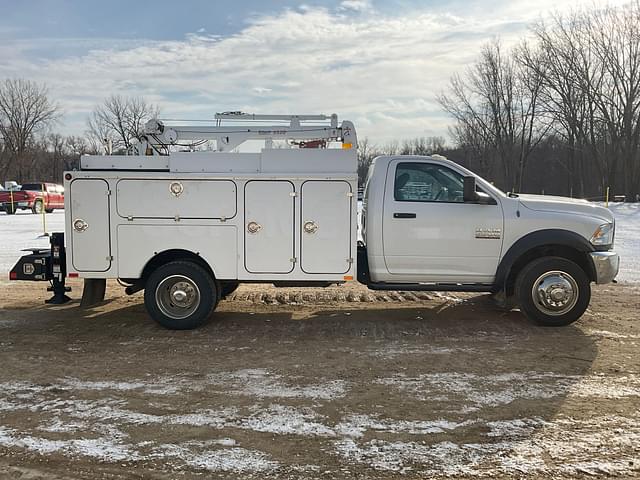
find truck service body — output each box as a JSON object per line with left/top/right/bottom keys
{"left": 10, "top": 113, "right": 619, "bottom": 329}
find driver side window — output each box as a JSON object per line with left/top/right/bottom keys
{"left": 394, "top": 162, "right": 464, "bottom": 203}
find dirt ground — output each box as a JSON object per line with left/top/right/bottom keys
{"left": 0, "top": 279, "right": 638, "bottom": 479}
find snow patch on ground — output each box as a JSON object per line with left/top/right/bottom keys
{"left": 335, "top": 414, "right": 467, "bottom": 438}
{"left": 0, "top": 422, "right": 278, "bottom": 473}
{"left": 205, "top": 368, "right": 348, "bottom": 400}
{"left": 377, "top": 371, "right": 640, "bottom": 410}
{"left": 152, "top": 443, "right": 278, "bottom": 473}
{"left": 606, "top": 202, "right": 640, "bottom": 283}
{"left": 368, "top": 344, "right": 464, "bottom": 358}
{"left": 0, "top": 425, "right": 137, "bottom": 462}
{"left": 586, "top": 329, "right": 640, "bottom": 340}
{"left": 238, "top": 404, "right": 335, "bottom": 437}
{"left": 0, "top": 210, "right": 65, "bottom": 275}
{"left": 335, "top": 415, "right": 640, "bottom": 476}
{"left": 40, "top": 370, "right": 347, "bottom": 400}
{"left": 0, "top": 375, "right": 639, "bottom": 476}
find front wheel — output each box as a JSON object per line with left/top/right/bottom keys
{"left": 515, "top": 256, "right": 590, "bottom": 326}
{"left": 144, "top": 260, "right": 217, "bottom": 330}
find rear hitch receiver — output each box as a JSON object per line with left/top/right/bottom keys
{"left": 9, "top": 232, "right": 72, "bottom": 304}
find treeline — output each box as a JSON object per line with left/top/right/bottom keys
{"left": 0, "top": 79, "right": 158, "bottom": 184}
{"left": 357, "top": 135, "right": 633, "bottom": 200}
{"left": 438, "top": 2, "right": 640, "bottom": 200}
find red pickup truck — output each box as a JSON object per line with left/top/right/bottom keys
{"left": 0, "top": 183, "right": 65, "bottom": 214}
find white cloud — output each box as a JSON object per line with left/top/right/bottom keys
{"left": 338, "top": 0, "right": 373, "bottom": 13}
{"left": 0, "top": 0, "right": 628, "bottom": 143}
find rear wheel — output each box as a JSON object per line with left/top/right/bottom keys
{"left": 144, "top": 260, "right": 217, "bottom": 330}
{"left": 515, "top": 256, "right": 590, "bottom": 326}
{"left": 45, "top": 208, "right": 54, "bottom": 213}
{"left": 5, "top": 204, "right": 16, "bottom": 215}
{"left": 32, "top": 199, "right": 43, "bottom": 214}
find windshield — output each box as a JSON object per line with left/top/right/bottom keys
{"left": 20, "top": 183, "right": 43, "bottom": 191}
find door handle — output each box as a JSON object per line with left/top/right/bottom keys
{"left": 393, "top": 212, "right": 416, "bottom": 219}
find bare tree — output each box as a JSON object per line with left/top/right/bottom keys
{"left": 400, "top": 136, "right": 447, "bottom": 155}
{"left": 588, "top": 2, "right": 640, "bottom": 199}
{"left": 66, "top": 135, "right": 93, "bottom": 156}
{"left": 520, "top": 3, "right": 640, "bottom": 199}
{"left": 87, "top": 95, "right": 159, "bottom": 153}
{"left": 379, "top": 140, "right": 400, "bottom": 156}
{"left": 357, "top": 138, "right": 376, "bottom": 186}
{"left": 0, "top": 78, "right": 59, "bottom": 181}
{"left": 438, "top": 40, "right": 546, "bottom": 192}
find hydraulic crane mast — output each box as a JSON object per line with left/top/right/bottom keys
{"left": 138, "top": 112, "right": 357, "bottom": 154}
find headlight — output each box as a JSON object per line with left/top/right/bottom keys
{"left": 590, "top": 222, "right": 614, "bottom": 246}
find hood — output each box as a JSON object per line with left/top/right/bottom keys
{"left": 518, "top": 194, "right": 613, "bottom": 222}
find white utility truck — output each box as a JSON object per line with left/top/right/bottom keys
{"left": 10, "top": 113, "right": 619, "bottom": 329}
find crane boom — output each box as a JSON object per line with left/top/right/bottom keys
{"left": 138, "top": 112, "right": 356, "bottom": 154}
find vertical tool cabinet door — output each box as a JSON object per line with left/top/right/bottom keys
{"left": 244, "top": 181, "right": 295, "bottom": 273}
{"left": 301, "top": 181, "right": 352, "bottom": 274}
{"left": 70, "top": 179, "right": 111, "bottom": 272}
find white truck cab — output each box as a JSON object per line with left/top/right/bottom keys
{"left": 10, "top": 114, "right": 619, "bottom": 329}
{"left": 360, "top": 154, "right": 619, "bottom": 325}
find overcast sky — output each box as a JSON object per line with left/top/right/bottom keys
{"left": 0, "top": 0, "right": 627, "bottom": 143}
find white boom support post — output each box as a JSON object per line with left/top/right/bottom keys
{"left": 138, "top": 112, "right": 357, "bottom": 154}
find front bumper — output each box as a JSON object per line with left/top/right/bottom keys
{"left": 590, "top": 251, "right": 619, "bottom": 284}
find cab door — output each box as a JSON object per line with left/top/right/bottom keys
{"left": 382, "top": 160, "right": 504, "bottom": 283}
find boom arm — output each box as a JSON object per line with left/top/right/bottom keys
{"left": 138, "top": 112, "right": 357, "bottom": 154}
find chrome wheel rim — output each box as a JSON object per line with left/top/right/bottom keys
{"left": 532, "top": 270, "right": 579, "bottom": 316}
{"left": 155, "top": 275, "right": 201, "bottom": 320}
{"left": 34, "top": 202, "right": 43, "bottom": 214}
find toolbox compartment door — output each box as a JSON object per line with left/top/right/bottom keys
{"left": 244, "top": 181, "right": 295, "bottom": 274}
{"left": 301, "top": 180, "right": 352, "bottom": 274}
{"left": 70, "top": 179, "right": 111, "bottom": 272}
{"left": 116, "top": 179, "right": 236, "bottom": 220}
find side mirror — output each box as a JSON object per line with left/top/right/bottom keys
{"left": 463, "top": 176, "right": 479, "bottom": 202}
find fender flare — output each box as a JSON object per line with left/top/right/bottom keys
{"left": 494, "top": 229, "right": 595, "bottom": 293}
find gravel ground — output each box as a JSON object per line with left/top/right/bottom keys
{"left": 0, "top": 280, "right": 638, "bottom": 479}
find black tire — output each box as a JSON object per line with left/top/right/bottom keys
{"left": 5, "top": 204, "right": 16, "bottom": 215}
{"left": 32, "top": 199, "right": 43, "bottom": 214}
{"left": 515, "top": 256, "right": 590, "bottom": 326}
{"left": 220, "top": 281, "right": 240, "bottom": 299}
{"left": 144, "top": 260, "right": 217, "bottom": 330}
{"left": 45, "top": 208, "right": 54, "bottom": 213}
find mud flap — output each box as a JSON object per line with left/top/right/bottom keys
{"left": 80, "top": 279, "right": 106, "bottom": 308}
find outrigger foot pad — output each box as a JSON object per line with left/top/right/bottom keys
{"left": 80, "top": 279, "right": 106, "bottom": 308}
{"left": 45, "top": 293, "right": 72, "bottom": 304}
{"left": 45, "top": 278, "right": 72, "bottom": 305}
